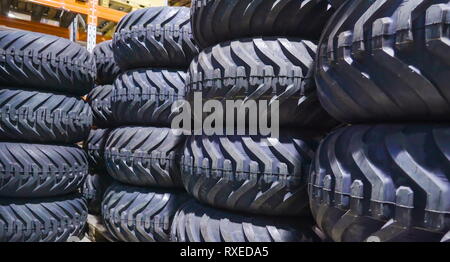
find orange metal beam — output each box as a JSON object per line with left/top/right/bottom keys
{"left": 0, "top": 15, "right": 111, "bottom": 43}
{"left": 97, "top": 5, "right": 125, "bottom": 22}
{"left": 25, "top": 0, "right": 127, "bottom": 22}
{"left": 26, "top": 0, "right": 88, "bottom": 14}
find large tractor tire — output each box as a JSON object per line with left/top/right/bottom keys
{"left": 0, "top": 194, "right": 87, "bottom": 242}
{"left": 181, "top": 131, "right": 319, "bottom": 216}
{"left": 0, "top": 142, "right": 88, "bottom": 198}
{"left": 84, "top": 128, "right": 110, "bottom": 172}
{"left": 0, "top": 30, "right": 94, "bottom": 96}
{"left": 112, "top": 68, "right": 186, "bottom": 127}
{"left": 0, "top": 87, "right": 91, "bottom": 144}
{"left": 113, "top": 7, "right": 198, "bottom": 71}
{"left": 93, "top": 40, "right": 121, "bottom": 85}
{"left": 187, "top": 37, "right": 339, "bottom": 129}
{"left": 86, "top": 85, "right": 114, "bottom": 128}
{"left": 309, "top": 124, "right": 450, "bottom": 242}
{"left": 315, "top": 0, "right": 450, "bottom": 123}
{"left": 82, "top": 173, "right": 113, "bottom": 215}
{"left": 104, "top": 126, "right": 185, "bottom": 188}
{"left": 191, "top": 0, "right": 333, "bottom": 49}
{"left": 171, "top": 200, "right": 320, "bottom": 242}
{"left": 102, "top": 182, "right": 189, "bottom": 242}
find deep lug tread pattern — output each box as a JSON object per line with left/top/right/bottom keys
{"left": 170, "top": 200, "right": 320, "bottom": 242}
{"left": 82, "top": 173, "right": 113, "bottom": 215}
{"left": 187, "top": 37, "right": 339, "bottom": 129}
{"left": 104, "top": 126, "right": 185, "bottom": 188}
{"left": 191, "top": 0, "right": 333, "bottom": 49}
{"left": 0, "top": 142, "right": 88, "bottom": 198}
{"left": 315, "top": 0, "right": 450, "bottom": 123}
{"left": 93, "top": 40, "right": 121, "bottom": 85}
{"left": 84, "top": 128, "right": 111, "bottom": 172}
{"left": 113, "top": 7, "right": 198, "bottom": 71}
{"left": 0, "top": 87, "right": 92, "bottom": 144}
{"left": 0, "top": 194, "right": 88, "bottom": 242}
{"left": 112, "top": 68, "right": 186, "bottom": 127}
{"left": 0, "top": 30, "right": 94, "bottom": 96}
{"left": 309, "top": 124, "right": 450, "bottom": 242}
{"left": 86, "top": 85, "right": 114, "bottom": 128}
{"left": 181, "top": 132, "right": 319, "bottom": 216}
{"left": 102, "top": 182, "right": 189, "bottom": 242}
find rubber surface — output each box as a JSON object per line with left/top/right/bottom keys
{"left": 82, "top": 173, "right": 113, "bottom": 214}
{"left": 0, "top": 194, "right": 88, "bottom": 242}
{"left": 84, "top": 128, "right": 110, "bottom": 172}
{"left": 0, "top": 30, "right": 94, "bottom": 96}
{"left": 112, "top": 68, "right": 186, "bottom": 127}
{"left": 0, "top": 142, "right": 88, "bottom": 198}
{"left": 0, "top": 87, "right": 92, "bottom": 144}
{"left": 104, "top": 126, "right": 185, "bottom": 188}
{"left": 309, "top": 124, "right": 450, "bottom": 242}
{"left": 181, "top": 131, "right": 319, "bottom": 216}
{"left": 442, "top": 231, "right": 450, "bottom": 242}
{"left": 113, "top": 7, "right": 198, "bottom": 70}
{"left": 171, "top": 200, "right": 320, "bottom": 242}
{"left": 86, "top": 85, "right": 114, "bottom": 128}
{"left": 328, "top": 0, "right": 346, "bottom": 9}
{"left": 187, "top": 37, "right": 339, "bottom": 129}
{"left": 191, "top": 0, "right": 333, "bottom": 49}
{"left": 93, "top": 40, "right": 121, "bottom": 85}
{"left": 315, "top": 0, "right": 450, "bottom": 123}
{"left": 102, "top": 182, "right": 189, "bottom": 242}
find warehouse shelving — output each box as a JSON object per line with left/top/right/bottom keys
{"left": 0, "top": 0, "right": 176, "bottom": 51}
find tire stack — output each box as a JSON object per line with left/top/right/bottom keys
{"left": 0, "top": 30, "right": 93, "bottom": 242}
{"left": 82, "top": 41, "right": 118, "bottom": 215}
{"left": 310, "top": 0, "right": 450, "bottom": 242}
{"left": 170, "top": 0, "right": 339, "bottom": 242}
{"left": 100, "top": 6, "right": 197, "bottom": 242}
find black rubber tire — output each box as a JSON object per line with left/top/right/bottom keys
{"left": 113, "top": 7, "right": 198, "bottom": 71}
{"left": 0, "top": 142, "right": 88, "bottom": 198}
{"left": 187, "top": 37, "right": 339, "bottom": 129}
{"left": 328, "top": 0, "right": 347, "bottom": 9}
{"left": 0, "top": 194, "right": 88, "bottom": 242}
{"left": 84, "top": 128, "right": 110, "bottom": 173}
{"left": 191, "top": 0, "right": 333, "bottom": 49}
{"left": 0, "top": 87, "right": 92, "bottom": 144}
{"left": 315, "top": 0, "right": 450, "bottom": 123}
{"left": 170, "top": 200, "right": 320, "bottom": 242}
{"left": 86, "top": 85, "right": 114, "bottom": 128}
{"left": 181, "top": 131, "right": 319, "bottom": 216}
{"left": 93, "top": 40, "right": 121, "bottom": 85}
{"left": 102, "top": 182, "right": 189, "bottom": 242}
{"left": 442, "top": 232, "right": 450, "bottom": 242}
{"left": 82, "top": 173, "right": 113, "bottom": 215}
{"left": 112, "top": 68, "right": 186, "bottom": 127}
{"left": 0, "top": 30, "right": 94, "bottom": 96}
{"left": 309, "top": 124, "right": 450, "bottom": 242}
{"left": 104, "top": 126, "right": 185, "bottom": 188}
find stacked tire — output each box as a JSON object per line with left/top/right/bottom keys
{"left": 99, "top": 7, "right": 197, "bottom": 242}
{"left": 0, "top": 30, "right": 92, "bottom": 242}
{"left": 170, "top": 0, "right": 339, "bottom": 242}
{"left": 82, "top": 41, "right": 118, "bottom": 215}
{"left": 310, "top": 0, "right": 450, "bottom": 242}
